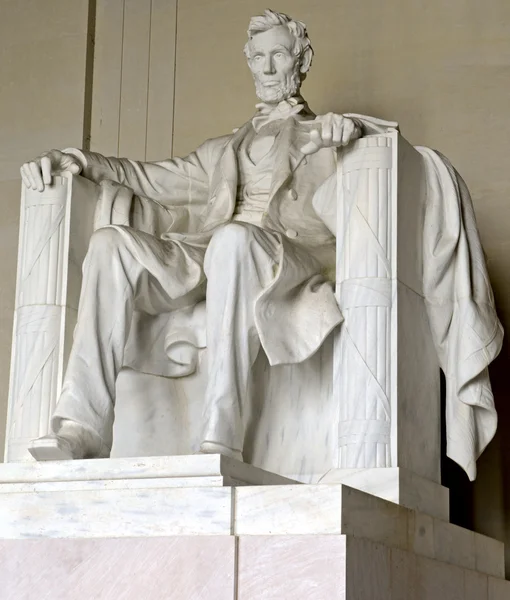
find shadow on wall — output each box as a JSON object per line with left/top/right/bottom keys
{"left": 476, "top": 341, "right": 510, "bottom": 573}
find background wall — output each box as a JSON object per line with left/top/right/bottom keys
{"left": 1, "top": 0, "right": 509, "bottom": 572}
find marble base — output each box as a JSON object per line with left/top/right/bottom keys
{"left": 319, "top": 466, "right": 449, "bottom": 520}
{"left": 0, "top": 453, "right": 298, "bottom": 488}
{"left": 0, "top": 455, "right": 298, "bottom": 539}
{"left": 234, "top": 485, "right": 504, "bottom": 579}
{"left": 238, "top": 535, "right": 509, "bottom": 600}
{"left": 0, "top": 462, "right": 504, "bottom": 583}
{"left": 0, "top": 533, "right": 507, "bottom": 599}
{"left": 0, "top": 457, "right": 505, "bottom": 598}
{"left": 0, "top": 536, "right": 236, "bottom": 600}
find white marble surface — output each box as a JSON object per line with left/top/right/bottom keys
{"left": 0, "top": 486, "right": 232, "bottom": 539}
{"left": 234, "top": 483, "right": 504, "bottom": 578}
{"left": 237, "top": 535, "right": 347, "bottom": 599}
{"left": 0, "top": 453, "right": 296, "bottom": 486}
{"left": 0, "top": 536, "right": 236, "bottom": 600}
{"left": 0, "top": 477, "right": 507, "bottom": 597}
{"left": 9, "top": 11, "right": 502, "bottom": 504}
{"left": 0, "top": 477, "right": 502, "bottom": 578}
{"left": 237, "top": 533, "right": 509, "bottom": 600}
{"left": 0, "top": 477, "right": 227, "bottom": 493}
{"left": 17, "top": 11, "right": 361, "bottom": 470}
{"left": 112, "top": 340, "right": 338, "bottom": 484}
{"left": 5, "top": 173, "right": 98, "bottom": 463}
{"left": 2, "top": 531, "right": 508, "bottom": 600}
{"left": 235, "top": 484, "right": 409, "bottom": 550}
{"left": 319, "top": 466, "right": 449, "bottom": 520}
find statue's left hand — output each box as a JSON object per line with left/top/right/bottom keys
{"left": 300, "top": 113, "right": 362, "bottom": 155}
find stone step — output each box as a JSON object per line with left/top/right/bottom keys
{"left": 0, "top": 534, "right": 507, "bottom": 599}
{"left": 235, "top": 484, "right": 505, "bottom": 579}
{"left": 0, "top": 453, "right": 298, "bottom": 487}
{"left": 0, "top": 472, "right": 503, "bottom": 579}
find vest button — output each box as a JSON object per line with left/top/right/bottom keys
{"left": 288, "top": 189, "right": 298, "bottom": 201}
{"left": 285, "top": 228, "right": 298, "bottom": 239}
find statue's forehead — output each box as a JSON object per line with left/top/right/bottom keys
{"left": 247, "top": 26, "right": 295, "bottom": 53}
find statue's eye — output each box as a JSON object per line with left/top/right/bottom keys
{"left": 253, "top": 55, "right": 263, "bottom": 61}
{"left": 274, "top": 53, "right": 284, "bottom": 59}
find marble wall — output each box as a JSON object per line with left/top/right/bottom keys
{"left": 90, "top": 0, "right": 177, "bottom": 160}
{"left": 1, "top": 0, "right": 510, "bottom": 573}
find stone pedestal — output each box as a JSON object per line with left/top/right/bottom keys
{"left": 319, "top": 466, "right": 449, "bottom": 520}
{"left": 0, "top": 460, "right": 506, "bottom": 599}
{"left": 3, "top": 132, "right": 504, "bottom": 598}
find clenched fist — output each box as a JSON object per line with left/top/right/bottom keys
{"left": 300, "top": 113, "right": 362, "bottom": 155}
{"left": 20, "top": 149, "right": 82, "bottom": 192}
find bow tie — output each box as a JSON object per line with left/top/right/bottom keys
{"left": 252, "top": 96, "right": 306, "bottom": 132}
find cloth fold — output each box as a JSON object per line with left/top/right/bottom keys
{"left": 417, "top": 146, "right": 503, "bottom": 480}
{"left": 252, "top": 95, "right": 312, "bottom": 131}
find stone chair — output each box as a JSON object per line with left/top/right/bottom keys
{"left": 5, "top": 130, "right": 450, "bottom": 519}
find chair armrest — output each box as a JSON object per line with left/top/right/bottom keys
{"left": 5, "top": 172, "right": 99, "bottom": 461}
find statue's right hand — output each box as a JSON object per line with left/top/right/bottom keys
{"left": 20, "top": 150, "right": 82, "bottom": 192}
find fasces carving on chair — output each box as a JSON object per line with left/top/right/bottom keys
{"left": 10, "top": 9, "right": 502, "bottom": 487}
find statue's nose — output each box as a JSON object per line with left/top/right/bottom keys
{"left": 263, "top": 56, "right": 275, "bottom": 74}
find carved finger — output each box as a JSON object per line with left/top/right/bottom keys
{"left": 20, "top": 165, "right": 32, "bottom": 189}
{"left": 29, "top": 161, "right": 44, "bottom": 192}
{"left": 321, "top": 119, "right": 333, "bottom": 145}
{"left": 342, "top": 119, "right": 355, "bottom": 145}
{"left": 300, "top": 129, "right": 323, "bottom": 155}
{"left": 332, "top": 120, "right": 344, "bottom": 146}
{"left": 23, "top": 163, "right": 37, "bottom": 189}
{"left": 41, "top": 155, "right": 52, "bottom": 185}
{"left": 68, "top": 160, "right": 81, "bottom": 175}
{"left": 61, "top": 152, "right": 81, "bottom": 176}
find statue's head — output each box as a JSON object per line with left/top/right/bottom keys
{"left": 244, "top": 9, "right": 313, "bottom": 104}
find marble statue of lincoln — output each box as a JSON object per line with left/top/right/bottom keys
{"left": 17, "top": 10, "right": 430, "bottom": 461}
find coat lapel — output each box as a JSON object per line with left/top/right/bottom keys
{"left": 268, "top": 117, "right": 307, "bottom": 201}
{"left": 203, "top": 122, "right": 252, "bottom": 231}
{"left": 203, "top": 115, "right": 311, "bottom": 232}
{"left": 218, "top": 122, "right": 251, "bottom": 207}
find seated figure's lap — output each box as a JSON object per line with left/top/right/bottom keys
{"left": 84, "top": 223, "right": 282, "bottom": 317}
{"left": 205, "top": 222, "right": 281, "bottom": 274}
{"left": 86, "top": 225, "right": 208, "bottom": 315}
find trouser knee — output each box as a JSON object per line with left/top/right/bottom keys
{"left": 205, "top": 223, "right": 256, "bottom": 274}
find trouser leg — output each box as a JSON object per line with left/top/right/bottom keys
{"left": 52, "top": 226, "right": 206, "bottom": 451}
{"left": 201, "top": 222, "right": 280, "bottom": 454}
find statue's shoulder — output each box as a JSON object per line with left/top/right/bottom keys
{"left": 197, "top": 131, "right": 239, "bottom": 167}
{"left": 199, "top": 133, "right": 234, "bottom": 156}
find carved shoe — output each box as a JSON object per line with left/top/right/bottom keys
{"left": 198, "top": 441, "right": 243, "bottom": 462}
{"left": 28, "top": 420, "right": 109, "bottom": 461}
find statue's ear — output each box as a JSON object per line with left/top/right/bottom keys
{"left": 300, "top": 47, "right": 313, "bottom": 75}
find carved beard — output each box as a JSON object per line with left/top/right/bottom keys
{"left": 253, "top": 62, "right": 302, "bottom": 104}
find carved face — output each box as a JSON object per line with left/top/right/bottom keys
{"left": 246, "top": 26, "right": 302, "bottom": 104}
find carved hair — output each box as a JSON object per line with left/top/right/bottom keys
{"left": 244, "top": 9, "right": 314, "bottom": 78}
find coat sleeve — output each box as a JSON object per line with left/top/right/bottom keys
{"left": 417, "top": 146, "right": 503, "bottom": 480}
{"left": 64, "top": 138, "right": 223, "bottom": 207}
{"left": 342, "top": 113, "right": 399, "bottom": 135}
